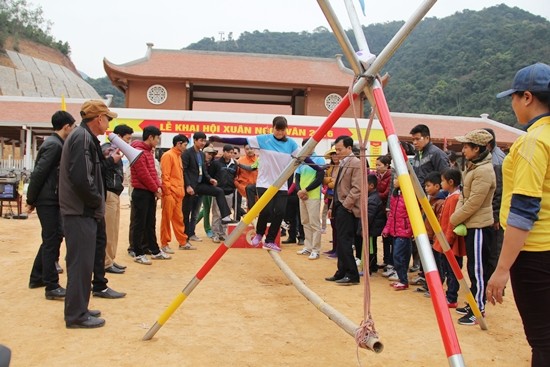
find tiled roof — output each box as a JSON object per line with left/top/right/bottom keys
{"left": 104, "top": 49, "right": 353, "bottom": 87}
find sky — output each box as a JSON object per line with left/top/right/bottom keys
{"left": 29, "top": 0, "right": 550, "bottom": 79}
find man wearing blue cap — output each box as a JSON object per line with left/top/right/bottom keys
{"left": 487, "top": 62, "right": 550, "bottom": 367}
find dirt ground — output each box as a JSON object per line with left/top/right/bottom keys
{"left": 0, "top": 194, "right": 531, "bottom": 367}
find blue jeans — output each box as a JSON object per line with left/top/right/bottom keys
{"left": 392, "top": 237, "right": 412, "bottom": 284}
{"left": 439, "top": 254, "right": 463, "bottom": 303}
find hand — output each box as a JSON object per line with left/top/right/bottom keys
{"left": 111, "top": 148, "right": 123, "bottom": 163}
{"left": 210, "top": 178, "right": 218, "bottom": 186}
{"left": 186, "top": 186, "right": 195, "bottom": 196}
{"left": 327, "top": 209, "right": 332, "bottom": 219}
{"left": 155, "top": 191, "right": 162, "bottom": 200}
{"left": 486, "top": 268, "right": 509, "bottom": 305}
{"left": 493, "top": 221, "right": 500, "bottom": 231}
{"left": 26, "top": 204, "right": 35, "bottom": 214}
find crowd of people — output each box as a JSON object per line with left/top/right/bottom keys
{"left": 23, "top": 61, "right": 550, "bottom": 367}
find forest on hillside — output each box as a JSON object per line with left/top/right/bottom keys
{"left": 187, "top": 4, "right": 550, "bottom": 126}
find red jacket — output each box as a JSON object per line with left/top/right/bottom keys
{"left": 382, "top": 190, "right": 413, "bottom": 238}
{"left": 376, "top": 170, "right": 392, "bottom": 204}
{"left": 433, "top": 190, "right": 466, "bottom": 257}
{"left": 130, "top": 140, "right": 160, "bottom": 193}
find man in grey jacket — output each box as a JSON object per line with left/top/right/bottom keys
{"left": 59, "top": 100, "right": 125, "bottom": 329}
{"left": 27, "top": 111, "right": 75, "bottom": 299}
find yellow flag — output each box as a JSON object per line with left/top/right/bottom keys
{"left": 61, "top": 94, "right": 66, "bottom": 111}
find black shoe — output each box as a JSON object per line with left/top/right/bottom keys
{"left": 105, "top": 265, "right": 125, "bottom": 274}
{"left": 66, "top": 316, "right": 105, "bottom": 329}
{"left": 282, "top": 238, "right": 297, "bottom": 244}
{"left": 55, "top": 261, "right": 64, "bottom": 274}
{"left": 29, "top": 280, "right": 46, "bottom": 289}
{"left": 92, "top": 287, "right": 126, "bottom": 299}
{"left": 45, "top": 287, "right": 66, "bottom": 300}
{"left": 113, "top": 262, "right": 127, "bottom": 270}
{"left": 88, "top": 309, "right": 101, "bottom": 317}
{"left": 335, "top": 277, "right": 359, "bottom": 285}
{"left": 298, "top": 239, "right": 305, "bottom": 246}
{"left": 325, "top": 276, "right": 342, "bottom": 282}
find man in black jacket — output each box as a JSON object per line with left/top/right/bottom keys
{"left": 182, "top": 132, "right": 233, "bottom": 242}
{"left": 101, "top": 124, "right": 134, "bottom": 274}
{"left": 209, "top": 144, "right": 238, "bottom": 242}
{"left": 59, "top": 100, "right": 126, "bottom": 329}
{"left": 27, "top": 111, "right": 75, "bottom": 299}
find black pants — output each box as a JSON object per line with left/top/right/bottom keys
{"left": 63, "top": 215, "right": 98, "bottom": 325}
{"left": 334, "top": 203, "right": 359, "bottom": 281}
{"left": 256, "top": 187, "right": 287, "bottom": 243}
{"left": 511, "top": 250, "right": 550, "bottom": 367}
{"left": 92, "top": 217, "right": 108, "bottom": 292}
{"left": 465, "top": 227, "right": 493, "bottom": 313}
{"left": 131, "top": 189, "right": 160, "bottom": 256}
{"left": 29, "top": 205, "right": 63, "bottom": 291}
{"left": 245, "top": 184, "right": 257, "bottom": 210}
{"left": 285, "top": 193, "right": 304, "bottom": 241}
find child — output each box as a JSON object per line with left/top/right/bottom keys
{"left": 382, "top": 177, "right": 413, "bottom": 290}
{"left": 433, "top": 168, "right": 466, "bottom": 308}
{"left": 366, "top": 174, "right": 386, "bottom": 275}
{"left": 375, "top": 155, "right": 393, "bottom": 271}
{"left": 420, "top": 171, "right": 448, "bottom": 296}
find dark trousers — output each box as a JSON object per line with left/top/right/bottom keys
{"left": 184, "top": 184, "right": 230, "bottom": 236}
{"left": 487, "top": 226, "right": 504, "bottom": 278}
{"left": 245, "top": 184, "right": 257, "bottom": 210}
{"left": 92, "top": 217, "right": 108, "bottom": 292}
{"left": 511, "top": 250, "right": 550, "bottom": 367}
{"left": 284, "top": 193, "right": 304, "bottom": 241}
{"left": 382, "top": 235, "right": 393, "bottom": 266}
{"left": 465, "top": 227, "right": 493, "bottom": 313}
{"left": 29, "top": 205, "right": 63, "bottom": 291}
{"left": 63, "top": 215, "right": 97, "bottom": 325}
{"left": 439, "top": 254, "right": 462, "bottom": 303}
{"left": 334, "top": 203, "right": 359, "bottom": 281}
{"left": 131, "top": 189, "right": 160, "bottom": 256}
{"left": 327, "top": 198, "right": 337, "bottom": 252}
{"left": 256, "top": 187, "right": 287, "bottom": 243}
{"left": 393, "top": 236, "right": 412, "bottom": 285}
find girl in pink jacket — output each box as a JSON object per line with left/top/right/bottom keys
{"left": 382, "top": 178, "right": 413, "bottom": 290}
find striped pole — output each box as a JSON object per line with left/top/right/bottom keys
{"left": 319, "top": 0, "right": 466, "bottom": 365}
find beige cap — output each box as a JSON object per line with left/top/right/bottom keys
{"left": 455, "top": 129, "right": 493, "bottom": 146}
{"left": 203, "top": 146, "right": 218, "bottom": 154}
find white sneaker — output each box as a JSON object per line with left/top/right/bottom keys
{"left": 189, "top": 235, "right": 202, "bottom": 242}
{"left": 382, "top": 266, "right": 395, "bottom": 277}
{"left": 151, "top": 250, "right": 171, "bottom": 260}
{"left": 308, "top": 252, "right": 320, "bottom": 260}
{"left": 212, "top": 236, "right": 221, "bottom": 243}
{"left": 355, "top": 258, "right": 362, "bottom": 267}
{"left": 134, "top": 255, "right": 152, "bottom": 265}
{"left": 161, "top": 246, "right": 175, "bottom": 254}
{"left": 179, "top": 243, "right": 197, "bottom": 250}
{"left": 388, "top": 273, "right": 399, "bottom": 281}
{"left": 297, "top": 248, "right": 311, "bottom": 255}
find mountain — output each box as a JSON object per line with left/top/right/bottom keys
{"left": 186, "top": 4, "right": 550, "bottom": 126}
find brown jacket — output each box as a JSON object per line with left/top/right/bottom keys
{"left": 333, "top": 154, "right": 362, "bottom": 218}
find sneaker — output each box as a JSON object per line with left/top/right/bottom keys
{"left": 447, "top": 301, "right": 458, "bottom": 308}
{"left": 423, "top": 291, "right": 431, "bottom": 298}
{"left": 456, "top": 304, "right": 471, "bottom": 315}
{"left": 355, "top": 257, "right": 362, "bottom": 267}
{"left": 134, "top": 255, "right": 152, "bottom": 265}
{"left": 262, "top": 242, "right": 281, "bottom": 252}
{"left": 327, "top": 252, "right": 337, "bottom": 259}
{"left": 128, "top": 250, "right": 136, "bottom": 258}
{"left": 382, "top": 266, "right": 395, "bottom": 277}
{"left": 212, "top": 236, "right": 221, "bottom": 243}
{"left": 251, "top": 234, "right": 263, "bottom": 247}
{"left": 410, "top": 275, "right": 426, "bottom": 285}
{"left": 388, "top": 273, "right": 399, "bottom": 281}
{"left": 179, "top": 243, "right": 197, "bottom": 250}
{"left": 393, "top": 282, "right": 409, "bottom": 290}
{"left": 320, "top": 227, "right": 326, "bottom": 234}
{"left": 151, "top": 251, "right": 171, "bottom": 260}
{"left": 297, "top": 248, "right": 311, "bottom": 255}
{"left": 409, "top": 265, "right": 420, "bottom": 272}
{"left": 308, "top": 252, "right": 320, "bottom": 260}
{"left": 458, "top": 311, "right": 481, "bottom": 326}
{"left": 161, "top": 246, "right": 175, "bottom": 254}
{"left": 189, "top": 235, "right": 202, "bottom": 242}
{"left": 206, "top": 230, "right": 214, "bottom": 238}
